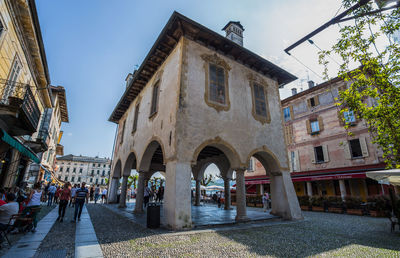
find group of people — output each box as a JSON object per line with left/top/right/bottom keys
{"left": 143, "top": 185, "right": 164, "bottom": 207}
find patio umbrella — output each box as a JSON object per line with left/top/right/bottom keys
{"left": 206, "top": 185, "right": 224, "bottom": 191}
{"left": 366, "top": 169, "right": 400, "bottom": 186}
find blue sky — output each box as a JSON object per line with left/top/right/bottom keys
{"left": 36, "top": 0, "right": 343, "bottom": 159}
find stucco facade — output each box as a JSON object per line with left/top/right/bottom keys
{"left": 109, "top": 12, "right": 302, "bottom": 229}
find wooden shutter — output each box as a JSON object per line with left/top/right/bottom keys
{"left": 295, "top": 150, "right": 300, "bottom": 171}
{"left": 306, "top": 120, "right": 311, "bottom": 134}
{"left": 318, "top": 116, "right": 324, "bottom": 132}
{"left": 289, "top": 105, "right": 294, "bottom": 119}
{"left": 360, "top": 137, "right": 369, "bottom": 157}
{"left": 288, "top": 151, "right": 293, "bottom": 172}
{"left": 307, "top": 99, "right": 311, "bottom": 109}
{"left": 343, "top": 141, "right": 351, "bottom": 159}
{"left": 322, "top": 145, "right": 330, "bottom": 162}
{"left": 314, "top": 95, "right": 320, "bottom": 106}
{"left": 310, "top": 147, "right": 316, "bottom": 164}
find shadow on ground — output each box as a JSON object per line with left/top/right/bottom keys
{"left": 87, "top": 204, "right": 400, "bottom": 257}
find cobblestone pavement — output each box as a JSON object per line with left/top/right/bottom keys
{"left": 35, "top": 203, "right": 76, "bottom": 257}
{"left": 0, "top": 204, "right": 54, "bottom": 257}
{"left": 87, "top": 205, "right": 400, "bottom": 257}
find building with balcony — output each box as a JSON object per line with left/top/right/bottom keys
{"left": 0, "top": 0, "right": 54, "bottom": 188}
{"left": 55, "top": 155, "right": 111, "bottom": 186}
{"left": 25, "top": 85, "right": 69, "bottom": 185}
{"left": 245, "top": 78, "right": 390, "bottom": 200}
{"left": 108, "top": 12, "right": 301, "bottom": 229}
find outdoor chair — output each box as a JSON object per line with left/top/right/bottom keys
{"left": 0, "top": 214, "right": 21, "bottom": 247}
{"left": 389, "top": 215, "right": 399, "bottom": 232}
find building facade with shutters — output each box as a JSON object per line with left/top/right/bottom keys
{"left": 245, "top": 77, "right": 387, "bottom": 201}
{"left": 55, "top": 155, "right": 111, "bottom": 186}
{"left": 0, "top": 0, "right": 59, "bottom": 189}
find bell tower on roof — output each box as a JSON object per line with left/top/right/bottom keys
{"left": 222, "top": 21, "right": 244, "bottom": 46}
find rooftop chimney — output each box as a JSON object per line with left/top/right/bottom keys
{"left": 222, "top": 21, "right": 244, "bottom": 46}
{"left": 308, "top": 80, "right": 315, "bottom": 89}
{"left": 125, "top": 72, "right": 134, "bottom": 88}
{"left": 291, "top": 88, "right": 297, "bottom": 96}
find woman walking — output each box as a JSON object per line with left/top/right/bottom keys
{"left": 57, "top": 182, "right": 71, "bottom": 222}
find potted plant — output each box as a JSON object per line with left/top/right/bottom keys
{"left": 345, "top": 196, "right": 363, "bottom": 215}
{"left": 298, "top": 196, "right": 311, "bottom": 211}
{"left": 327, "top": 196, "right": 344, "bottom": 213}
{"left": 367, "top": 195, "right": 391, "bottom": 217}
{"left": 310, "top": 196, "right": 325, "bottom": 212}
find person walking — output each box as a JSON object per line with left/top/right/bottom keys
{"left": 94, "top": 185, "right": 100, "bottom": 204}
{"left": 89, "top": 186, "right": 94, "bottom": 202}
{"left": 72, "top": 182, "right": 88, "bottom": 222}
{"left": 47, "top": 183, "right": 56, "bottom": 206}
{"left": 70, "top": 184, "right": 77, "bottom": 207}
{"left": 57, "top": 183, "right": 71, "bottom": 222}
{"left": 262, "top": 192, "right": 270, "bottom": 212}
{"left": 101, "top": 188, "right": 107, "bottom": 203}
{"left": 144, "top": 185, "right": 151, "bottom": 208}
{"left": 25, "top": 182, "right": 43, "bottom": 232}
{"left": 54, "top": 186, "right": 62, "bottom": 204}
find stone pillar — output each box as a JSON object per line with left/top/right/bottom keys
{"left": 339, "top": 179, "right": 346, "bottom": 201}
{"left": 195, "top": 179, "right": 201, "bottom": 206}
{"left": 270, "top": 171, "right": 302, "bottom": 220}
{"left": 223, "top": 177, "right": 231, "bottom": 210}
{"left": 108, "top": 178, "right": 119, "bottom": 203}
{"left": 235, "top": 169, "right": 248, "bottom": 221}
{"left": 306, "top": 181, "right": 312, "bottom": 197}
{"left": 118, "top": 175, "right": 128, "bottom": 208}
{"left": 164, "top": 161, "right": 192, "bottom": 230}
{"left": 134, "top": 172, "right": 145, "bottom": 213}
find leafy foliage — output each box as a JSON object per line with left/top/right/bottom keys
{"left": 319, "top": 0, "right": 400, "bottom": 168}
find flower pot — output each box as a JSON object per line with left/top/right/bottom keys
{"left": 312, "top": 206, "right": 324, "bottom": 212}
{"left": 346, "top": 209, "right": 363, "bottom": 215}
{"left": 369, "top": 210, "right": 385, "bottom": 217}
{"left": 328, "top": 207, "right": 343, "bottom": 213}
{"left": 300, "top": 205, "right": 309, "bottom": 211}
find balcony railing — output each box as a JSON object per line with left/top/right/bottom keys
{"left": 0, "top": 79, "right": 41, "bottom": 134}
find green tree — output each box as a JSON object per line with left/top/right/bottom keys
{"left": 128, "top": 174, "right": 138, "bottom": 189}
{"left": 320, "top": 0, "right": 400, "bottom": 168}
{"left": 200, "top": 174, "right": 214, "bottom": 186}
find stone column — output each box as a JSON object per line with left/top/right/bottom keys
{"left": 134, "top": 172, "right": 145, "bottom": 213}
{"left": 270, "top": 171, "right": 303, "bottom": 220}
{"left": 223, "top": 177, "right": 231, "bottom": 210}
{"left": 339, "top": 179, "right": 346, "bottom": 201}
{"left": 164, "top": 161, "right": 192, "bottom": 230}
{"left": 108, "top": 178, "right": 119, "bottom": 203}
{"left": 306, "top": 181, "right": 312, "bottom": 197}
{"left": 118, "top": 175, "right": 128, "bottom": 208}
{"left": 260, "top": 184, "right": 264, "bottom": 196}
{"left": 235, "top": 169, "right": 248, "bottom": 221}
{"left": 195, "top": 179, "right": 201, "bottom": 206}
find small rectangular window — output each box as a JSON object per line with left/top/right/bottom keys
{"left": 78, "top": 177, "right": 81, "bottom": 182}
{"left": 314, "top": 146, "right": 324, "bottom": 163}
{"left": 209, "top": 64, "right": 226, "bottom": 104}
{"left": 65, "top": 176, "right": 68, "bottom": 181}
{"left": 71, "top": 176, "right": 75, "bottom": 182}
{"left": 90, "top": 178, "right": 93, "bottom": 183}
{"left": 253, "top": 83, "right": 267, "bottom": 117}
{"left": 96, "top": 178, "right": 98, "bottom": 184}
{"left": 60, "top": 167, "right": 63, "bottom": 172}
{"left": 132, "top": 102, "right": 140, "bottom": 133}
{"left": 247, "top": 158, "right": 254, "bottom": 171}
{"left": 120, "top": 120, "right": 126, "bottom": 144}
{"left": 283, "top": 107, "right": 291, "bottom": 122}
{"left": 58, "top": 176, "right": 61, "bottom": 180}
{"left": 290, "top": 151, "right": 296, "bottom": 170}
{"left": 310, "top": 120, "right": 320, "bottom": 133}
{"left": 66, "top": 167, "right": 70, "bottom": 172}
{"left": 150, "top": 82, "right": 160, "bottom": 116}
{"left": 97, "top": 170, "right": 99, "bottom": 175}
{"left": 101, "top": 179, "right": 104, "bottom": 185}
{"left": 79, "top": 168, "right": 82, "bottom": 173}
{"left": 73, "top": 168, "right": 76, "bottom": 173}
{"left": 350, "top": 139, "right": 363, "bottom": 158}
{"left": 344, "top": 110, "right": 356, "bottom": 123}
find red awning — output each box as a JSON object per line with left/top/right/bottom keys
{"left": 244, "top": 172, "right": 366, "bottom": 185}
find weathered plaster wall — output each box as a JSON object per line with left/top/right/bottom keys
{"left": 111, "top": 40, "right": 182, "bottom": 176}
{"left": 176, "top": 39, "right": 288, "bottom": 170}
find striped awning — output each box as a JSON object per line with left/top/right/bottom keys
{"left": 0, "top": 129, "right": 40, "bottom": 163}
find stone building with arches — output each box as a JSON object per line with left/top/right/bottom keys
{"left": 108, "top": 12, "right": 302, "bottom": 230}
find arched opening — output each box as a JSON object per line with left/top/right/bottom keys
{"left": 135, "top": 140, "right": 165, "bottom": 213}
{"left": 108, "top": 159, "right": 122, "bottom": 203}
{"left": 191, "top": 144, "right": 239, "bottom": 224}
{"left": 118, "top": 152, "right": 138, "bottom": 208}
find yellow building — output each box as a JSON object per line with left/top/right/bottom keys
{"left": 0, "top": 0, "right": 53, "bottom": 188}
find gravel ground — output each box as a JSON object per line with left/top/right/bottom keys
{"left": 87, "top": 205, "right": 400, "bottom": 257}
{"left": 35, "top": 203, "right": 76, "bottom": 257}
{"left": 0, "top": 204, "right": 54, "bottom": 256}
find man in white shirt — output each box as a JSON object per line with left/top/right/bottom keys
{"left": 70, "top": 184, "right": 78, "bottom": 207}
{"left": 101, "top": 188, "right": 107, "bottom": 203}
{"left": 0, "top": 193, "right": 19, "bottom": 230}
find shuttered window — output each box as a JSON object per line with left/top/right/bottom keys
{"left": 253, "top": 83, "right": 267, "bottom": 117}
{"left": 283, "top": 107, "right": 291, "bottom": 121}
{"left": 120, "top": 120, "right": 126, "bottom": 144}
{"left": 209, "top": 64, "right": 226, "bottom": 104}
{"left": 132, "top": 102, "right": 140, "bottom": 133}
{"left": 150, "top": 82, "right": 160, "bottom": 116}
